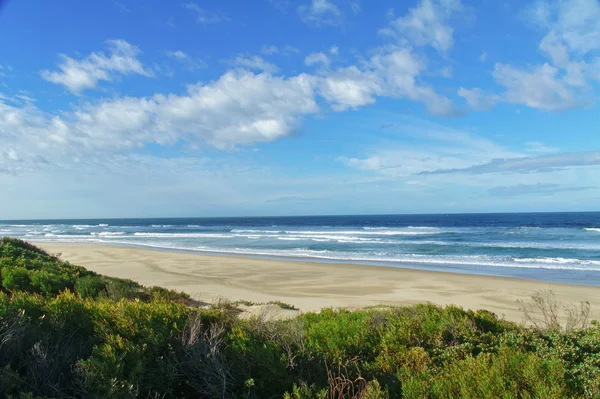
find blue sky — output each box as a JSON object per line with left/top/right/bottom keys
{"left": 0, "top": 0, "right": 599, "bottom": 219}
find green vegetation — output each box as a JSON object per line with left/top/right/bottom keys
{"left": 1, "top": 237, "right": 600, "bottom": 398}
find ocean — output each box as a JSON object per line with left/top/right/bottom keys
{"left": 1, "top": 212, "right": 600, "bottom": 285}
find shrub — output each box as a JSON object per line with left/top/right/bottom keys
{"left": 75, "top": 275, "right": 107, "bottom": 299}
{"left": 1, "top": 239, "right": 600, "bottom": 399}
{"left": 2, "top": 266, "right": 31, "bottom": 291}
{"left": 30, "top": 270, "right": 73, "bottom": 295}
{"left": 518, "top": 289, "right": 590, "bottom": 333}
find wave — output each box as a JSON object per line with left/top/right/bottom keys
{"left": 90, "top": 232, "right": 126, "bottom": 236}
{"left": 98, "top": 224, "right": 109, "bottom": 227}
{"left": 585, "top": 228, "right": 600, "bottom": 232}
{"left": 72, "top": 225, "right": 95, "bottom": 229}
{"left": 145, "top": 246, "right": 600, "bottom": 272}
{"left": 25, "top": 236, "right": 600, "bottom": 272}
{"left": 133, "top": 232, "right": 234, "bottom": 238}
{"left": 231, "top": 228, "right": 439, "bottom": 236}
{"left": 404, "top": 240, "right": 600, "bottom": 251}
{"left": 513, "top": 257, "right": 600, "bottom": 266}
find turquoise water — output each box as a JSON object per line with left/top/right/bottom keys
{"left": 2, "top": 212, "right": 600, "bottom": 285}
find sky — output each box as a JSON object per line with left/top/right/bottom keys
{"left": 0, "top": 0, "right": 599, "bottom": 219}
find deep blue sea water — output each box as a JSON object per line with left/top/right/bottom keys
{"left": 2, "top": 212, "right": 600, "bottom": 285}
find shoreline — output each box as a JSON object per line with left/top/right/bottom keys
{"left": 39, "top": 242, "right": 600, "bottom": 322}
{"left": 32, "top": 239, "right": 600, "bottom": 287}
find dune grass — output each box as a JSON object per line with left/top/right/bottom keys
{"left": 1, "top": 237, "right": 599, "bottom": 398}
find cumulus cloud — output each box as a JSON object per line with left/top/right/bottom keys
{"left": 298, "top": 0, "right": 342, "bottom": 26}
{"left": 387, "top": 0, "right": 463, "bottom": 52}
{"left": 531, "top": 0, "right": 600, "bottom": 56}
{"left": 0, "top": 70, "right": 319, "bottom": 159}
{"left": 481, "top": 0, "right": 600, "bottom": 112}
{"left": 40, "top": 39, "right": 152, "bottom": 94}
{"left": 320, "top": 47, "right": 459, "bottom": 116}
{"left": 492, "top": 63, "right": 585, "bottom": 111}
{"left": 319, "top": 66, "right": 380, "bottom": 110}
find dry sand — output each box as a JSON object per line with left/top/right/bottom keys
{"left": 40, "top": 243, "right": 600, "bottom": 322}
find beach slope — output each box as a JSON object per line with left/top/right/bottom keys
{"left": 40, "top": 243, "right": 600, "bottom": 322}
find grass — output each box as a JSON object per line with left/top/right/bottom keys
{"left": 1, "top": 238, "right": 599, "bottom": 398}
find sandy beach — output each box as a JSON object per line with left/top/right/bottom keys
{"left": 40, "top": 243, "right": 600, "bottom": 322}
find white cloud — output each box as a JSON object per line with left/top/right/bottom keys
{"left": 439, "top": 66, "right": 452, "bottom": 78}
{"left": 524, "top": 141, "right": 558, "bottom": 153}
{"left": 423, "top": 151, "right": 600, "bottom": 175}
{"left": 298, "top": 0, "right": 342, "bottom": 26}
{"left": 457, "top": 87, "right": 499, "bottom": 110}
{"left": 350, "top": 0, "right": 360, "bottom": 14}
{"left": 319, "top": 66, "right": 380, "bottom": 110}
{"left": 283, "top": 45, "right": 301, "bottom": 55}
{"left": 492, "top": 63, "right": 584, "bottom": 111}
{"left": 166, "top": 50, "right": 206, "bottom": 70}
{"left": 329, "top": 46, "right": 339, "bottom": 55}
{"left": 233, "top": 55, "right": 280, "bottom": 74}
{"left": 487, "top": 0, "right": 600, "bottom": 112}
{"left": 166, "top": 50, "right": 188, "bottom": 60}
{"left": 304, "top": 52, "right": 331, "bottom": 67}
{"left": 261, "top": 45, "right": 279, "bottom": 55}
{"left": 388, "top": 0, "right": 463, "bottom": 52}
{"left": 183, "top": 3, "right": 229, "bottom": 24}
{"left": 479, "top": 51, "right": 487, "bottom": 63}
{"left": 318, "top": 47, "right": 458, "bottom": 116}
{"left": 539, "top": 31, "right": 570, "bottom": 66}
{"left": 40, "top": 39, "right": 152, "bottom": 94}
{"left": 0, "top": 70, "right": 319, "bottom": 157}
{"left": 339, "top": 121, "right": 519, "bottom": 177}
{"left": 531, "top": 0, "right": 600, "bottom": 56}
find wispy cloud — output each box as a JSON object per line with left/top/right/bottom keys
{"left": 165, "top": 50, "right": 206, "bottom": 70}
{"left": 40, "top": 40, "right": 152, "bottom": 94}
{"left": 422, "top": 151, "right": 600, "bottom": 175}
{"left": 183, "top": 3, "right": 230, "bottom": 24}
{"left": 488, "top": 183, "right": 594, "bottom": 197}
{"left": 458, "top": 87, "right": 499, "bottom": 110}
{"left": 232, "top": 55, "right": 280, "bottom": 74}
{"left": 384, "top": 0, "right": 464, "bottom": 52}
{"left": 298, "top": 0, "right": 342, "bottom": 26}
{"left": 261, "top": 45, "right": 279, "bottom": 55}
{"left": 304, "top": 52, "right": 331, "bottom": 67}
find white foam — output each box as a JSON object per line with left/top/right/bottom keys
{"left": 133, "top": 232, "right": 234, "bottom": 238}
{"left": 585, "top": 228, "right": 600, "bottom": 232}
{"left": 72, "top": 225, "right": 94, "bottom": 229}
{"left": 98, "top": 224, "right": 109, "bottom": 227}
{"left": 90, "top": 232, "right": 126, "bottom": 236}
{"left": 513, "top": 257, "right": 600, "bottom": 266}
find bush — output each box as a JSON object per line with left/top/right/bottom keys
{"left": 1, "top": 239, "right": 600, "bottom": 399}
{"left": 2, "top": 266, "right": 31, "bottom": 291}
{"left": 75, "top": 275, "right": 107, "bottom": 299}
{"left": 30, "top": 270, "right": 73, "bottom": 295}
